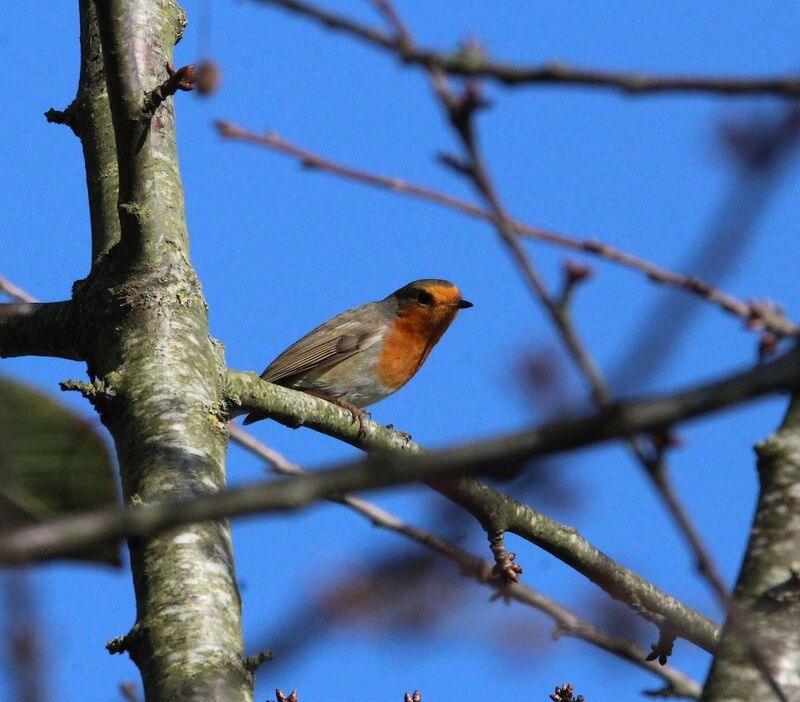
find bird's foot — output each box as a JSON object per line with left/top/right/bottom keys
{"left": 303, "top": 390, "right": 371, "bottom": 438}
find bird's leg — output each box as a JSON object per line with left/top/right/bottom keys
{"left": 301, "top": 390, "right": 371, "bottom": 437}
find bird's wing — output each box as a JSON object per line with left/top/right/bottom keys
{"left": 261, "top": 314, "right": 383, "bottom": 384}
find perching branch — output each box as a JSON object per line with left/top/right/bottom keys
{"left": 254, "top": 0, "right": 800, "bottom": 97}
{"left": 230, "top": 425, "right": 703, "bottom": 699}
{"left": 216, "top": 122, "right": 798, "bottom": 339}
{"left": 231, "top": 397, "right": 715, "bottom": 659}
{"left": 7, "top": 348, "right": 800, "bottom": 646}
{"left": 1, "top": 373, "right": 722, "bottom": 652}
{"left": 227, "top": 344, "right": 800, "bottom": 459}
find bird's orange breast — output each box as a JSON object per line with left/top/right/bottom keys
{"left": 376, "top": 305, "right": 458, "bottom": 390}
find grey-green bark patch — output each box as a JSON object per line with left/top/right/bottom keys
{"left": 72, "top": 0, "right": 251, "bottom": 695}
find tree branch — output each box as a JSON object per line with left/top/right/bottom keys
{"left": 230, "top": 425, "right": 703, "bottom": 700}
{"left": 6, "top": 349, "right": 797, "bottom": 646}
{"left": 0, "top": 374, "right": 724, "bottom": 651}
{"left": 254, "top": 0, "right": 800, "bottom": 97}
{"left": 227, "top": 344, "right": 800, "bottom": 460}
{"left": 0, "top": 301, "right": 82, "bottom": 361}
{"left": 94, "top": 0, "right": 190, "bottom": 266}
{"left": 215, "top": 123, "right": 798, "bottom": 339}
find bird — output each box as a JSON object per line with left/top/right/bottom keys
{"left": 243, "top": 279, "right": 472, "bottom": 426}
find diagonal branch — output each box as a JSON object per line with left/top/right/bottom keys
{"left": 230, "top": 424, "right": 703, "bottom": 699}
{"left": 8, "top": 346, "right": 796, "bottom": 638}
{"left": 254, "top": 0, "right": 800, "bottom": 97}
{"left": 0, "top": 276, "right": 38, "bottom": 304}
{"left": 215, "top": 123, "right": 798, "bottom": 339}
{"left": 1, "top": 366, "right": 730, "bottom": 651}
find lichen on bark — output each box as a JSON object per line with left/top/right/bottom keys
{"left": 63, "top": 1, "right": 252, "bottom": 699}
{"left": 700, "top": 395, "right": 800, "bottom": 701}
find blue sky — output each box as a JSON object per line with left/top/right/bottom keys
{"left": 3, "top": 1, "right": 800, "bottom": 699}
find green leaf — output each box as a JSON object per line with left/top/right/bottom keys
{"left": 0, "top": 375, "right": 120, "bottom": 566}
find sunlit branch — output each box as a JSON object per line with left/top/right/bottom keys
{"left": 216, "top": 123, "right": 798, "bottom": 339}
{"left": 254, "top": 0, "right": 800, "bottom": 97}
{"left": 229, "top": 424, "right": 703, "bottom": 699}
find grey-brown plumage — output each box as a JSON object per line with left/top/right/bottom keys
{"left": 243, "top": 280, "right": 472, "bottom": 425}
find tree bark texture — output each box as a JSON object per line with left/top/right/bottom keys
{"left": 61, "top": 1, "right": 252, "bottom": 699}
{"left": 701, "top": 395, "right": 800, "bottom": 701}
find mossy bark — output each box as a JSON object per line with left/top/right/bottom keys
{"left": 62, "top": 1, "right": 252, "bottom": 699}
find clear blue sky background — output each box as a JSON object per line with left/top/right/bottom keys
{"left": 3, "top": 1, "right": 800, "bottom": 700}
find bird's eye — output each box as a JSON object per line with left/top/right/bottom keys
{"left": 416, "top": 290, "right": 434, "bottom": 306}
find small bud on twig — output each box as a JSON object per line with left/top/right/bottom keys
{"left": 194, "top": 59, "right": 222, "bottom": 96}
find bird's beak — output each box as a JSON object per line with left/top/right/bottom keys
{"left": 457, "top": 299, "right": 473, "bottom": 309}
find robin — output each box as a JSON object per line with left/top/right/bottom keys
{"left": 243, "top": 279, "right": 472, "bottom": 425}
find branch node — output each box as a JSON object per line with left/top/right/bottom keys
{"left": 758, "top": 332, "right": 779, "bottom": 361}
{"left": 106, "top": 634, "right": 130, "bottom": 655}
{"left": 436, "top": 151, "right": 472, "bottom": 176}
{"left": 44, "top": 104, "right": 79, "bottom": 135}
{"left": 244, "top": 649, "right": 273, "bottom": 672}
{"left": 59, "top": 379, "right": 97, "bottom": 397}
{"left": 646, "top": 627, "right": 676, "bottom": 666}
{"left": 488, "top": 530, "right": 523, "bottom": 583}
{"left": 549, "top": 682, "right": 585, "bottom": 702}
{"left": 194, "top": 59, "right": 222, "bottom": 96}
{"left": 59, "top": 378, "right": 113, "bottom": 403}
{"left": 557, "top": 259, "right": 593, "bottom": 309}
{"left": 142, "top": 62, "right": 196, "bottom": 117}
{"left": 446, "top": 82, "right": 491, "bottom": 134}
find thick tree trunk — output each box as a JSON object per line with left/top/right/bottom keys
{"left": 63, "top": 1, "right": 252, "bottom": 699}
{"left": 701, "top": 395, "right": 800, "bottom": 701}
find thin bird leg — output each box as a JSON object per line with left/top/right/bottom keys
{"left": 299, "top": 389, "right": 372, "bottom": 437}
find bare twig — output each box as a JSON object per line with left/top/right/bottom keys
{"left": 229, "top": 425, "right": 702, "bottom": 699}
{"left": 0, "top": 276, "right": 38, "bottom": 304}
{"left": 362, "top": 6, "right": 772, "bottom": 684}
{"left": 4, "top": 347, "right": 799, "bottom": 648}
{"left": 215, "top": 122, "right": 798, "bottom": 339}
{"left": 429, "top": 70, "right": 612, "bottom": 406}
{"left": 254, "top": 0, "right": 800, "bottom": 97}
